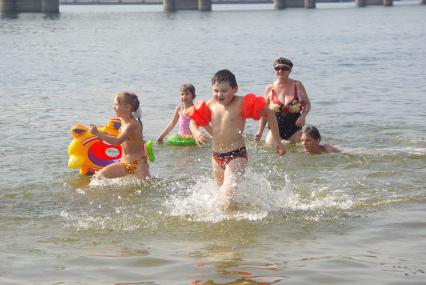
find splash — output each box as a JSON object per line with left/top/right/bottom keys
{"left": 163, "top": 167, "right": 355, "bottom": 223}
{"left": 88, "top": 173, "right": 149, "bottom": 189}
{"left": 164, "top": 170, "right": 294, "bottom": 223}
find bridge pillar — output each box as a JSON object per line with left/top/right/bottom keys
{"left": 41, "top": 0, "right": 59, "bottom": 12}
{"left": 198, "top": 0, "right": 211, "bottom": 11}
{"left": 304, "top": 0, "right": 315, "bottom": 8}
{"left": 356, "top": 0, "right": 366, "bottom": 7}
{"left": 273, "top": 0, "right": 286, "bottom": 9}
{"left": 383, "top": 0, "right": 392, "bottom": 5}
{"left": 0, "top": 0, "right": 15, "bottom": 13}
{"left": 163, "top": 0, "right": 175, "bottom": 12}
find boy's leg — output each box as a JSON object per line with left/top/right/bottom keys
{"left": 212, "top": 157, "right": 225, "bottom": 186}
{"left": 96, "top": 162, "right": 128, "bottom": 179}
{"left": 218, "top": 157, "right": 247, "bottom": 211}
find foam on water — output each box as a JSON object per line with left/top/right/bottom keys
{"left": 60, "top": 163, "right": 359, "bottom": 229}
{"left": 164, "top": 169, "right": 355, "bottom": 223}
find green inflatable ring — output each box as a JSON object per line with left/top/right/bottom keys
{"left": 167, "top": 135, "right": 196, "bottom": 146}
{"left": 145, "top": 139, "right": 155, "bottom": 162}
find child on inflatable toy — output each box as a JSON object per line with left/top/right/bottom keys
{"left": 300, "top": 125, "right": 340, "bottom": 154}
{"left": 156, "top": 83, "right": 197, "bottom": 144}
{"left": 89, "top": 92, "right": 150, "bottom": 180}
{"left": 188, "top": 69, "right": 286, "bottom": 211}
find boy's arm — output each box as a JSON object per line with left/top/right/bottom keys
{"left": 254, "top": 86, "right": 271, "bottom": 141}
{"left": 265, "top": 108, "right": 286, "bottom": 155}
{"left": 255, "top": 116, "right": 267, "bottom": 141}
{"left": 156, "top": 106, "right": 180, "bottom": 143}
{"left": 189, "top": 120, "right": 210, "bottom": 146}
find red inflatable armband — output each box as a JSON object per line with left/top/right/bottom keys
{"left": 241, "top": 93, "right": 266, "bottom": 120}
{"left": 186, "top": 101, "right": 211, "bottom": 127}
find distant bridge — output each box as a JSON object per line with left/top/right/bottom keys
{"left": 1, "top": 0, "right": 425, "bottom": 13}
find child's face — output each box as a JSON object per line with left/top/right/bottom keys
{"left": 113, "top": 97, "right": 129, "bottom": 118}
{"left": 180, "top": 90, "right": 194, "bottom": 103}
{"left": 301, "top": 133, "right": 320, "bottom": 153}
{"left": 212, "top": 82, "right": 238, "bottom": 105}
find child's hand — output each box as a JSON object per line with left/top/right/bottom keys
{"left": 254, "top": 131, "right": 262, "bottom": 141}
{"left": 194, "top": 131, "right": 211, "bottom": 146}
{"left": 89, "top": 124, "right": 99, "bottom": 135}
{"left": 275, "top": 141, "right": 287, "bottom": 156}
{"left": 156, "top": 137, "right": 164, "bottom": 144}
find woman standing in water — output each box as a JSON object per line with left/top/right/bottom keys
{"left": 255, "top": 57, "right": 311, "bottom": 143}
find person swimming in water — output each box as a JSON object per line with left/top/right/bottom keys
{"left": 300, "top": 125, "right": 340, "bottom": 154}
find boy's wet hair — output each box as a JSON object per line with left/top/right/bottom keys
{"left": 212, "top": 69, "right": 238, "bottom": 88}
{"left": 116, "top": 91, "right": 140, "bottom": 112}
{"left": 180, "top": 83, "right": 196, "bottom": 99}
{"left": 274, "top": 57, "right": 294, "bottom": 69}
{"left": 302, "top": 125, "right": 321, "bottom": 141}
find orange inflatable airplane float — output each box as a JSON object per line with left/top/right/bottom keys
{"left": 67, "top": 118, "right": 154, "bottom": 176}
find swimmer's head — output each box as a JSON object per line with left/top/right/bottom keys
{"left": 274, "top": 57, "right": 293, "bottom": 72}
{"left": 180, "top": 83, "right": 196, "bottom": 99}
{"left": 212, "top": 69, "right": 238, "bottom": 89}
{"left": 301, "top": 125, "right": 321, "bottom": 141}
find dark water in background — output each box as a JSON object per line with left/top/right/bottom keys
{"left": 1, "top": 3, "right": 425, "bottom": 284}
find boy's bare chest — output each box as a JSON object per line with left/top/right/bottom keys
{"left": 211, "top": 107, "right": 242, "bottom": 124}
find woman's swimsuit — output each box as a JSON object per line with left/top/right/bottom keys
{"left": 269, "top": 82, "right": 304, "bottom": 140}
{"left": 178, "top": 111, "right": 192, "bottom": 136}
{"left": 212, "top": 147, "right": 248, "bottom": 170}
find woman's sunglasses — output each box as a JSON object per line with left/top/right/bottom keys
{"left": 274, "top": 66, "right": 291, "bottom": 72}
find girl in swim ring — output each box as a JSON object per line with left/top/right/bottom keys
{"left": 156, "top": 84, "right": 197, "bottom": 144}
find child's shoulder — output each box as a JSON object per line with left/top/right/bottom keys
{"left": 323, "top": 144, "right": 340, "bottom": 153}
{"left": 127, "top": 118, "right": 142, "bottom": 128}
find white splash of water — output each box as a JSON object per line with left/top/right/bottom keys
{"left": 88, "top": 174, "right": 146, "bottom": 188}
{"left": 163, "top": 167, "right": 355, "bottom": 223}
{"left": 164, "top": 170, "right": 294, "bottom": 223}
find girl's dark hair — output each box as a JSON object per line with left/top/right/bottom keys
{"left": 212, "top": 69, "right": 238, "bottom": 88}
{"left": 274, "top": 57, "right": 294, "bottom": 69}
{"left": 180, "top": 84, "right": 196, "bottom": 99}
{"left": 302, "top": 125, "right": 321, "bottom": 141}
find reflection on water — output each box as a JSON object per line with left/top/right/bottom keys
{"left": 191, "top": 243, "right": 286, "bottom": 285}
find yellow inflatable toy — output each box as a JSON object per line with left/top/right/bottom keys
{"left": 68, "top": 118, "right": 122, "bottom": 175}
{"left": 68, "top": 118, "right": 155, "bottom": 176}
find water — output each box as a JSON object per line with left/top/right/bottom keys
{"left": 1, "top": 3, "right": 426, "bottom": 284}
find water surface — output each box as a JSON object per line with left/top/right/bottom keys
{"left": 1, "top": 3, "right": 425, "bottom": 284}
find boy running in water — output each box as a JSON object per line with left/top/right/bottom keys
{"left": 188, "top": 69, "right": 286, "bottom": 210}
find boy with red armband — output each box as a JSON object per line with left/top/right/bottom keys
{"left": 188, "top": 69, "right": 286, "bottom": 210}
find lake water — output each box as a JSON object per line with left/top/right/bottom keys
{"left": 1, "top": 2, "right": 425, "bottom": 284}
